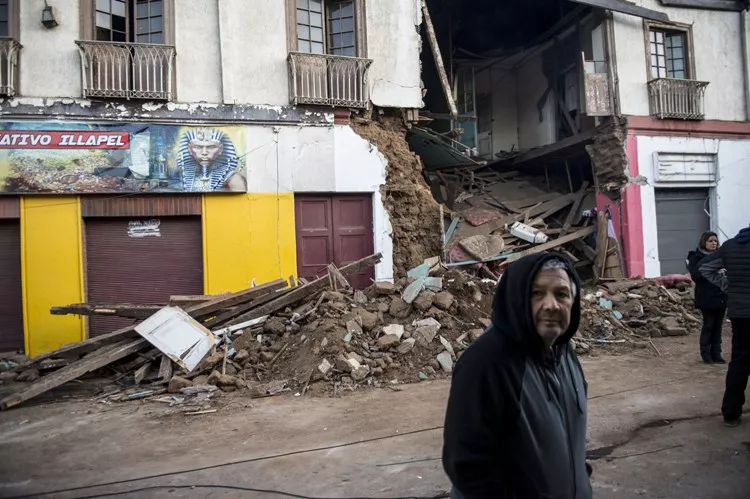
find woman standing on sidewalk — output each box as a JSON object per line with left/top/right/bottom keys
{"left": 687, "top": 231, "right": 727, "bottom": 364}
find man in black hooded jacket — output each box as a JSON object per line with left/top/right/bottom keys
{"left": 443, "top": 252, "right": 592, "bottom": 499}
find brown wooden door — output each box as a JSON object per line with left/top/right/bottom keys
{"left": 84, "top": 216, "right": 204, "bottom": 337}
{"left": 295, "top": 194, "right": 374, "bottom": 289}
{"left": 0, "top": 220, "right": 24, "bottom": 352}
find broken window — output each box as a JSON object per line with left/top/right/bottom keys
{"left": 294, "top": 0, "right": 361, "bottom": 57}
{"left": 646, "top": 22, "right": 693, "bottom": 80}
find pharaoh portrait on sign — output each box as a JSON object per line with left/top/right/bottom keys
{"left": 176, "top": 128, "right": 247, "bottom": 192}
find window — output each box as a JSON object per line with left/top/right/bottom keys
{"left": 291, "top": 0, "right": 365, "bottom": 57}
{"left": 90, "top": 0, "right": 167, "bottom": 44}
{"left": 0, "top": 0, "right": 9, "bottom": 37}
{"left": 645, "top": 22, "right": 694, "bottom": 80}
{"left": 0, "top": 0, "right": 19, "bottom": 38}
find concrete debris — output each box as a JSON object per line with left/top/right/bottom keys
{"left": 334, "top": 357, "right": 353, "bottom": 373}
{"left": 440, "top": 336, "right": 456, "bottom": 360}
{"left": 375, "top": 281, "right": 395, "bottom": 295}
{"left": 382, "top": 324, "right": 405, "bottom": 340}
{"left": 397, "top": 338, "right": 416, "bottom": 354}
{"left": 424, "top": 277, "right": 443, "bottom": 292}
{"left": 377, "top": 334, "right": 401, "bottom": 349}
{"left": 168, "top": 375, "right": 193, "bottom": 394}
{"left": 413, "top": 291, "right": 436, "bottom": 311}
{"left": 351, "top": 365, "right": 370, "bottom": 382}
{"left": 346, "top": 319, "right": 363, "bottom": 336}
{"left": 318, "top": 358, "right": 333, "bottom": 375}
{"left": 437, "top": 352, "right": 453, "bottom": 373}
{"left": 433, "top": 291, "right": 455, "bottom": 310}
{"left": 355, "top": 309, "right": 379, "bottom": 331}
{"left": 347, "top": 352, "right": 364, "bottom": 365}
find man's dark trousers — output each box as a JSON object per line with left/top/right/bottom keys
{"left": 722, "top": 318, "right": 750, "bottom": 420}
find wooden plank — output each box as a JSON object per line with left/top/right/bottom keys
{"left": 502, "top": 226, "right": 597, "bottom": 265}
{"left": 594, "top": 211, "right": 610, "bottom": 280}
{"left": 226, "top": 253, "right": 382, "bottom": 326}
{"left": 569, "top": 0, "right": 670, "bottom": 22}
{"left": 421, "top": 0, "right": 457, "bottom": 119}
{"left": 202, "top": 286, "right": 294, "bottom": 329}
{"left": 510, "top": 129, "right": 595, "bottom": 166}
{"left": 0, "top": 338, "right": 148, "bottom": 410}
{"left": 27, "top": 280, "right": 287, "bottom": 369}
{"left": 572, "top": 239, "right": 598, "bottom": 262}
{"left": 190, "top": 279, "right": 286, "bottom": 319}
{"left": 133, "top": 361, "right": 151, "bottom": 385}
{"left": 50, "top": 304, "right": 162, "bottom": 320}
{"left": 158, "top": 355, "right": 173, "bottom": 381}
{"left": 169, "top": 294, "right": 229, "bottom": 306}
{"left": 560, "top": 181, "right": 590, "bottom": 237}
{"left": 487, "top": 194, "right": 577, "bottom": 232}
{"left": 504, "top": 192, "right": 559, "bottom": 211}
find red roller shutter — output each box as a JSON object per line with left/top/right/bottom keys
{"left": 0, "top": 220, "right": 24, "bottom": 352}
{"left": 84, "top": 216, "right": 204, "bottom": 337}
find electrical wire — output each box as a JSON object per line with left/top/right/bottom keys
{"left": 71, "top": 484, "right": 450, "bottom": 499}
{"left": 5, "top": 426, "right": 444, "bottom": 499}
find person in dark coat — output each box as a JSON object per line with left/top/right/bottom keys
{"left": 442, "top": 252, "right": 592, "bottom": 499}
{"left": 687, "top": 231, "right": 727, "bottom": 363}
{"left": 700, "top": 225, "right": 750, "bottom": 427}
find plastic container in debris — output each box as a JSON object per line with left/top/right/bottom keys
{"left": 509, "top": 221, "right": 549, "bottom": 244}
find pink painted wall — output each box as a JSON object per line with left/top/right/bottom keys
{"left": 621, "top": 134, "right": 645, "bottom": 277}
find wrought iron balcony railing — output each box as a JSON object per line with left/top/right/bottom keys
{"left": 76, "top": 41, "right": 176, "bottom": 101}
{"left": 648, "top": 78, "right": 709, "bottom": 120}
{"left": 288, "top": 52, "right": 373, "bottom": 109}
{"left": 0, "top": 37, "right": 22, "bottom": 97}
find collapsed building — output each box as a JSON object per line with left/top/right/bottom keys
{"left": 415, "top": 0, "right": 750, "bottom": 279}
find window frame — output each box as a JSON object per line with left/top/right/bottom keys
{"left": 80, "top": 0, "right": 175, "bottom": 45}
{"left": 0, "top": 0, "right": 20, "bottom": 39}
{"left": 643, "top": 20, "right": 695, "bottom": 81}
{"left": 286, "top": 0, "right": 367, "bottom": 58}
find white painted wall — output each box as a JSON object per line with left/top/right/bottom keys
{"left": 217, "top": 0, "right": 289, "bottom": 106}
{"left": 174, "top": 0, "right": 223, "bottom": 103}
{"left": 612, "top": 0, "right": 745, "bottom": 121}
{"left": 15, "top": 0, "right": 423, "bottom": 109}
{"left": 516, "top": 53, "right": 555, "bottom": 150}
{"left": 245, "top": 124, "right": 393, "bottom": 281}
{"left": 19, "top": 0, "right": 81, "bottom": 98}
{"left": 366, "top": 0, "right": 423, "bottom": 108}
{"left": 637, "top": 135, "right": 750, "bottom": 277}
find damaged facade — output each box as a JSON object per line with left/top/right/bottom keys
{"left": 0, "top": 0, "right": 437, "bottom": 356}
{"left": 418, "top": 0, "right": 750, "bottom": 279}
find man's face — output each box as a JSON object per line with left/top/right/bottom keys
{"left": 531, "top": 269, "right": 574, "bottom": 347}
{"left": 188, "top": 138, "right": 223, "bottom": 167}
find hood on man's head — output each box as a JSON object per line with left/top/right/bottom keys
{"left": 491, "top": 252, "right": 581, "bottom": 349}
{"left": 736, "top": 226, "right": 750, "bottom": 244}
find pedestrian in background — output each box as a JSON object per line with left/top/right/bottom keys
{"left": 687, "top": 231, "right": 727, "bottom": 364}
{"left": 701, "top": 225, "right": 750, "bottom": 427}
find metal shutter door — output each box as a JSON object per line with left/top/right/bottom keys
{"left": 655, "top": 188, "right": 710, "bottom": 276}
{"left": 85, "top": 216, "right": 204, "bottom": 337}
{"left": 0, "top": 220, "right": 24, "bottom": 352}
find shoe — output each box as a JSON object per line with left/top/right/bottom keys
{"left": 701, "top": 355, "right": 713, "bottom": 364}
{"left": 712, "top": 356, "right": 726, "bottom": 364}
{"left": 724, "top": 417, "right": 741, "bottom": 427}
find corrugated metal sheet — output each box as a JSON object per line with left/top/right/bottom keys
{"left": 406, "top": 126, "right": 481, "bottom": 171}
{"left": 81, "top": 195, "right": 202, "bottom": 218}
{"left": 85, "top": 217, "right": 204, "bottom": 337}
{"left": 0, "top": 220, "right": 24, "bottom": 352}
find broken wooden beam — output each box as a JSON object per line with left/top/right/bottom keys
{"left": 0, "top": 338, "right": 148, "bottom": 410}
{"left": 190, "top": 279, "right": 287, "bottom": 319}
{"left": 560, "top": 181, "right": 590, "bottom": 237}
{"left": 226, "top": 253, "right": 383, "bottom": 326}
{"left": 50, "top": 304, "right": 163, "bottom": 320}
{"left": 421, "top": 0, "right": 458, "bottom": 120}
{"left": 502, "top": 226, "right": 597, "bottom": 265}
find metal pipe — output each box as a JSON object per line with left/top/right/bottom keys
{"left": 216, "top": 0, "right": 226, "bottom": 103}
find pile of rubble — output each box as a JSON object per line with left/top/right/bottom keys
{"left": 0, "top": 254, "right": 703, "bottom": 409}
{"left": 428, "top": 164, "right": 623, "bottom": 282}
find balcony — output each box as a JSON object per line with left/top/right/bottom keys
{"left": 76, "top": 41, "right": 176, "bottom": 101}
{"left": 648, "top": 78, "right": 709, "bottom": 120}
{"left": 0, "top": 37, "right": 22, "bottom": 97}
{"left": 288, "top": 52, "right": 373, "bottom": 109}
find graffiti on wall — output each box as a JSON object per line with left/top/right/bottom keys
{"left": 0, "top": 122, "right": 247, "bottom": 194}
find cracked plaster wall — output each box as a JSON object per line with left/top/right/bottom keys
{"left": 366, "top": 0, "right": 424, "bottom": 109}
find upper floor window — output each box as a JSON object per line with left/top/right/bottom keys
{"left": 94, "top": 0, "right": 165, "bottom": 44}
{"left": 290, "top": 0, "right": 366, "bottom": 57}
{"left": 645, "top": 22, "right": 694, "bottom": 80}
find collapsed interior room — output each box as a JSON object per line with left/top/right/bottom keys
{"left": 408, "top": 0, "right": 674, "bottom": 279}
